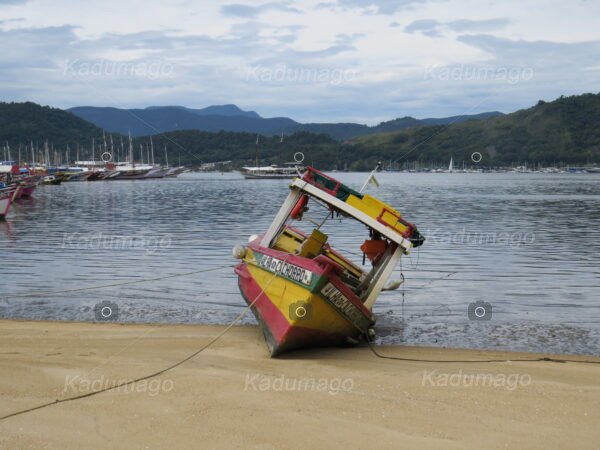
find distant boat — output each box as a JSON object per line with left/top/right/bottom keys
{"left": 143, "top": 167, "right": 171, "bottom": 179}
{"left": 448, "top": 157, "right": 454, "bottom": 173}
{"left": 165, "top": 166, "right": 186, "bottom": 177}
{"left": 20, "top": 178, "right": 39, "bottom": 197}
{"left": 65, "top": 169, "right": 93, "bottom": 182}
{"left": 0, "top": 186, "right": 15, "bottom": 219}
{"left": 1, "top": 175, "right": 39, "bottom": 198}
{"left": 240, "top": 164, "right": 302, "bottom": 180}
{"left": 41, "top": 175, "right": 61, "bottom": 185}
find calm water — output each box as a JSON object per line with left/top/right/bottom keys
{"left": 1, "top": 172, "right": 599, "bottom": 355}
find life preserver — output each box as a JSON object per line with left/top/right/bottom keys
{"left": 290, "top": 194, "right": 309, "bottom": 219}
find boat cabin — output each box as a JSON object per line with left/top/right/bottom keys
{"left": 259, "top": 167, "right": 424, "bottom": 309}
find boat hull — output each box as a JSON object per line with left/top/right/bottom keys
{"left": 41, "top": 177, "right": 61, "bottom": 185}
{"left": 242, "top": 173, "right": 295, "bottom": 180}
{"left": 113, "top": 169, "right": 152, "bottom": 180}
{"left": 144, "top": 168, "right": 170, "bottom": 178}
{"left": 0, "top": 192, "right": 12, "bottom": 219}
{"left": 20, "top": 184, "right": 37, "bottom": 197}
{"left": 11, "top": 185, "right": 24, "bottom": 200}
{"left": 235, "top": 246, "right": 374, "bottom": 356}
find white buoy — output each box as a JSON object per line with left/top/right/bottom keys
{"left": 232, "top": 245, "right": 247, "bottom": 259}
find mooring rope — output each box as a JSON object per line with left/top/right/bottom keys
{"left": 367, "top": 340, "right": 600, "bottom": 364}
{"left": 0, "top": 257, "right": 287, "bottom": 422}
{"left": 0, "top": 264, "right": 234, "bottom": 299}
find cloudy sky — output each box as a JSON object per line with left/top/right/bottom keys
{"left": 0, "top": 0, "right": 599, "bottom": 123}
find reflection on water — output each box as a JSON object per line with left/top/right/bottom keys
{"left": 1, "top": 172, "right": 599, "bottom": 355}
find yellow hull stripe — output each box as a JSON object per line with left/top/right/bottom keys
{"left": 247, "top": 264, "right": 356, "bottom": 335}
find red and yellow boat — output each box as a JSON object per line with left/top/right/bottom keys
{"left": 233, "top": 167, "right": 424, "bottom": 356}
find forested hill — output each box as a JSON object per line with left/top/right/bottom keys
{"left": 0, "top": 102, "right": 105, "bottom": 152}
{"left": 1, "top": 94, "right": 599, "bottom": 168}
{"left": 351, "top": 93, "right": 600, "bottom": 166}
{"left": 68, "top": 104, "right": 502, "bottom": 140}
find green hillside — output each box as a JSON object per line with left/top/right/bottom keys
{"left": 352, "top": 93, "right": 600, "bottom": 167}
{"left": 131, "top": 131, "right": 340, "bottom": 168}
{"left": 1, "top": 94, "right": 599, "bottom": 168}
{"left": 0, "top": 102, "right": 105, "bottom": 153}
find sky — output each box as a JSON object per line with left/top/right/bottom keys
{"left": 0, "top": 0, "right": 599, "bottom": 124}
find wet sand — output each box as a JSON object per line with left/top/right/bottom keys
{"left": 0, "top": 319, "right": 599, "bottom": 449}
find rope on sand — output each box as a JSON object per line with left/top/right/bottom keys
{"left": 0, "top": 264, "right": 234, "bottom": 299}
{"left": 0, "top": 258, "right": 287, "bottom": 422}
{"left": 367, "top": 340, "right": 600, "bottom": 364}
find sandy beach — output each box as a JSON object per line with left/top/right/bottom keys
{"left": 0, "top": 319, "right": 598, "bottom": 449}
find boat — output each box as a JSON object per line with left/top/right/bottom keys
{"left": 0, "top": 186, "right": 15, "bottom": 219}
{"left": 7, "top": 184, "right": 24, "bottom": 201}
{"left": 18, "top": 176, "right": 40, "bottom": 197}
{"left": 64, "top": 168, "right": 93, "bottom": 182}
{"left": 232, "top": 167, "right": 424, "bottom": 356}
{"left": 41, "top": 175, "right": 61, "bottom": 185}
{"left": 164, "top": 166, "right": 186, "bottom": 178}
{"left": 85, "top": 170, "right": 107, "bottom": 181}
{"left": 143, "top": 167, "right": 171, "bottom": 179}
{"left": 240, "top": 164, "right": 303, "bottom": 179}
{"left": 111, "top": 163, "right": 154, "bottom": 180}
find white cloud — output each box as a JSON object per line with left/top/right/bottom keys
{"left": 0, "top": 0, "right": 599, "bottom": 123}
{"left": 220, "top": 1, "right": 301, "bottom": 17}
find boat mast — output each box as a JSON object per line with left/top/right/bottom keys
{"left": 128, "top": 132, "right": 134, "bottom": 168}
{"left": 150, "top": 137, "right": 155, "bottom": 166}
{"left": 164, "top": 145, "right": 168, "bottom": 167}
{"left": 255, "top": 134, "right": 259, "bottom": 168}
{"left": 120, "top": 136, "right": 124, "bottom": 163}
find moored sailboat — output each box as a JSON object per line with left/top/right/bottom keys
{"left": 240, "top": 164, "right": 302, "bottom": 179}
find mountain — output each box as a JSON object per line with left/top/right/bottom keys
{"left": 191, "top": 104, "right": 261, "bottom": 118}
{"left": 129, "top": 94, "right": 599, "bottom": 168}
{"left": 420, "top": 111, "right": 504, "bottom": 126}
{"left": 68, "top": 104, "right": 503, "bottom": 140}
{"left": 68, "top": 106, "right": 293, "bottom": 137}
{"left": 145, "top": 104, "right": 261, "bottom": 118}
{"left": 0, "top": 102, "right": 105, "bottom": 151}
{"left": 288, "top": 113, "right": 503, "bottom": 140}
{"left": 351, "top": 93, "right": 600, "bottom": 167}
{"left": 2, "top": 94, "right": 598, "bottom": 168}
